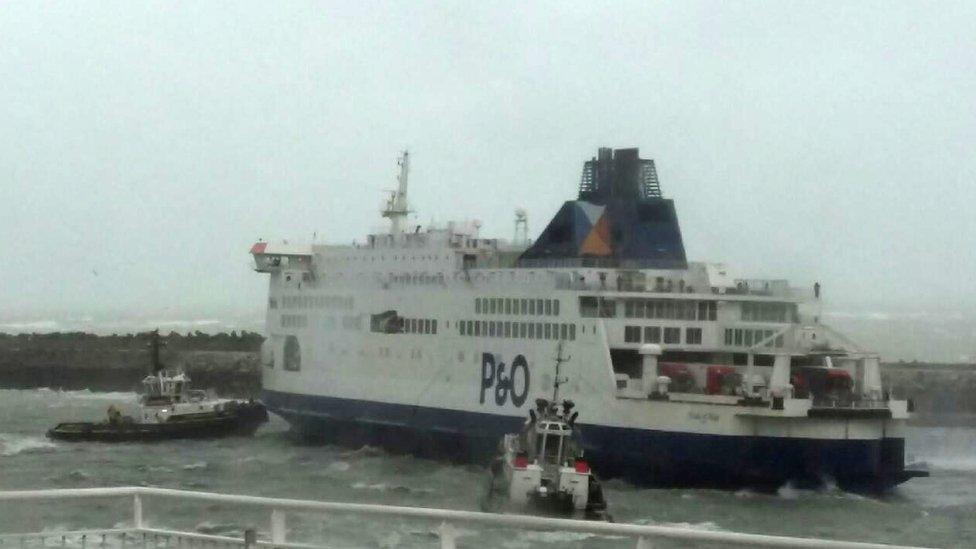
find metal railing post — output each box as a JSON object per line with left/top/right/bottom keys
{"left": 243, "top": 529, "right": 257, "bottom": 549}
{"left": 133, "top": 494, "right": 144, "bottom": 529}
{"left": 635, "top": 536, "right": 653, "bottom": 549}
{"left": 437, "top": 522, "right": 456, "bottom": 549}
{"left": 270, "top": 509, "right": 286, "bottom": 547}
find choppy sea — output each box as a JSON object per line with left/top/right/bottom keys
{"left": 1, "top": 388, "right": 974, "bottom": 548}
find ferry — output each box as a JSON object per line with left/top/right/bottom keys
{"left": 252, "top": 147, "right": 926, "bottom": 491}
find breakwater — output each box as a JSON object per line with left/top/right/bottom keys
{"left": 0, "top": 332, "right": 262, "bottom": 397}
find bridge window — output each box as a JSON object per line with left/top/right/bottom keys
{"left": 624, "top": 326, "right": 641, "bottom": 343}
{"left": 663, "top": 327, "right": 681, "bottom": 344}
{"left": 742, "top": 302, "right": 790, "bottom": 322}
{"left": 644, "top": 326, "right": 661, "bottom": 343}
{"left": 686, "top": 328, "right": 702, "bottom": 345}
{"left": 579, "top": 297, "right": 616, "bottom": 318}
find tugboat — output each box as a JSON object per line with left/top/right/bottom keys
{"left": 47, "top": 331, "right": 268, "bottom": 442}
{"left": 483, "top": 344, "right": 611, "bottom": 521}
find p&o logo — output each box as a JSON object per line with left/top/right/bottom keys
{"left": 479, "top": 353, "right": 530, "bottom": 407}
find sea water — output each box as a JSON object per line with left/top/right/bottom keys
{"left": 1, "top": 388, "right": 973, "bottom": 548}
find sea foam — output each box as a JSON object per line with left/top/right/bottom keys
{"left": 0, "top": 433, "right": 57, "bottom": 457}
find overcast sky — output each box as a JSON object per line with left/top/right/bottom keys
{"left": 1, "top": 2, "right": 974, "bottom": 357}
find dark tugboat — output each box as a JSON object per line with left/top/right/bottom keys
{"left": 483, "top": 343, "right": 611, "bottom": 521}
{"left": 47, "top": 330, "right": 268, "bottom": 442}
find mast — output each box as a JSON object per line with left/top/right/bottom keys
{"left": 147, "top": 329, "right": 165, "bottom": 374}
{"left": 552, "top": 341, "right": 570, "bottom": 402}
{"left": 382, "top": 150, "right": 411, "bottom": 234}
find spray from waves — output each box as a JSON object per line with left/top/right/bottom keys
{"left": 918, "top": 457, "right": 976, "bottom": 472}
{"left": 0, "top": 433, "right": 57, "bottom": 457}
{"left": 632, "top": 517, "right": 726, "bottom": 532}
{"left": 44, "top": 388, "right": 139, "bottom": 401}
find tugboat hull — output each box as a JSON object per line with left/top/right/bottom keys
{"left": 47, "top": 402, "right": 268, "bottom": 442}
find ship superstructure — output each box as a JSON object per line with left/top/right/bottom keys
{"left": 251, "top": 147, "right": 925, "bottom": 491}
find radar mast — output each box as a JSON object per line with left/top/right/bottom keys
{"left": 382, "top": 151, "right": 411, "bottom": 234}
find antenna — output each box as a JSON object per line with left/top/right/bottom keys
{"left": 381, "top": 150, "right": 411, "bottom": 234}
{"left": 552, "top": 341, "right": 571, "bottom": 402}
{"left": 514, "top": 208, "right": 528, "bottom": 245}
{"left": 147, "top": 329, "right": 166, "bottom": 374}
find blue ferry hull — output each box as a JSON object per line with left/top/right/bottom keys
{"left": 262, "top": 389, "right": 921, "bottom": 492}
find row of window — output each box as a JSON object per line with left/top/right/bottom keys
{"left": 724, "top": 328, "right": 785, "bottom": 348}
{"left": 475, "top": 297, "right": 561, "bottom": 316}
{"left": 276, "top": 295, "right": 354, "bottom": 311}
{"left": 389, "top": 273, "right": 446, "bottom": 285}
{"left": 369, "top": 311, "right": 438, "bottom": 334}
{"left": 459, "top": 320, "right": 577, "bottom": 341}
{"left": 283, "top": 314, "right": 363, "bottom": 330}
{"left": 281, "top": 314, "right": 308, "bottom": 328}
{"left": 403, "top": 318, "right": 439, "bottom": 335}
{"left": 624, "top": 325, "right": 702, "bottom": 345}
{"left": 741, "top": 302, "right": 796, "bottom": 323}
{"left": 623, "top": 299, "right": 717, "bottom": 321}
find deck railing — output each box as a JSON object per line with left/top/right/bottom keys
{"left": 0, "top": 487, "right": 932, "bottom": 549}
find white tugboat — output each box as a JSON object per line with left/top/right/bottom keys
{"left": 48, "top": 330, "right": 268, "bottom": 442}
{"left": 484, "top": 344, "right": 610, "bottom": 520}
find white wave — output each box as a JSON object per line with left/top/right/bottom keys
{"left": 633, "top": 517, "right": 725, "bottom": 532}
{"left": 341, "top": 445, "right": 384, "bottom": 459}
{"left": 0, "top": 433, "right": 57, "bottom": 457}
{"left": 351, "top": 482, "right": 432, "bottom": 494}
{"left": 0, "top": 320, "right": 61, "bottom": 331}
{"left": 328, "top": 460, "right": 351, "bottom": 472}
{"left": 182, "top": 461, "right": 209, "bottom": 470}
{"left": 921, "top": 457, "right": 976, "bottom": 471}
{"left": 519, "top": 530, "right": 614, "bottom": 543}
{"left": 52, "top": 388, "right": 139, "bottom": 401}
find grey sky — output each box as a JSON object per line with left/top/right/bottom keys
{"left": 1, "top": 2, "right": 974, "bottom": 359}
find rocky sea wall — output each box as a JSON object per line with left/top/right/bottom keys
{"left": 0, "top": 332, "right": 262, "bottom": 397}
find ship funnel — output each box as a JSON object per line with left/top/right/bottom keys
{"left": 578, "top": 147, "right": 661, "bottom": 204}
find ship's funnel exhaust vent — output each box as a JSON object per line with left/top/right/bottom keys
{"left": 578, "top": 147, "right": 662, "bottom": 204}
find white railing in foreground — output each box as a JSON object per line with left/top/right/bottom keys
{"left": 0, "top": 487, "right": 932, "bottom": 549}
